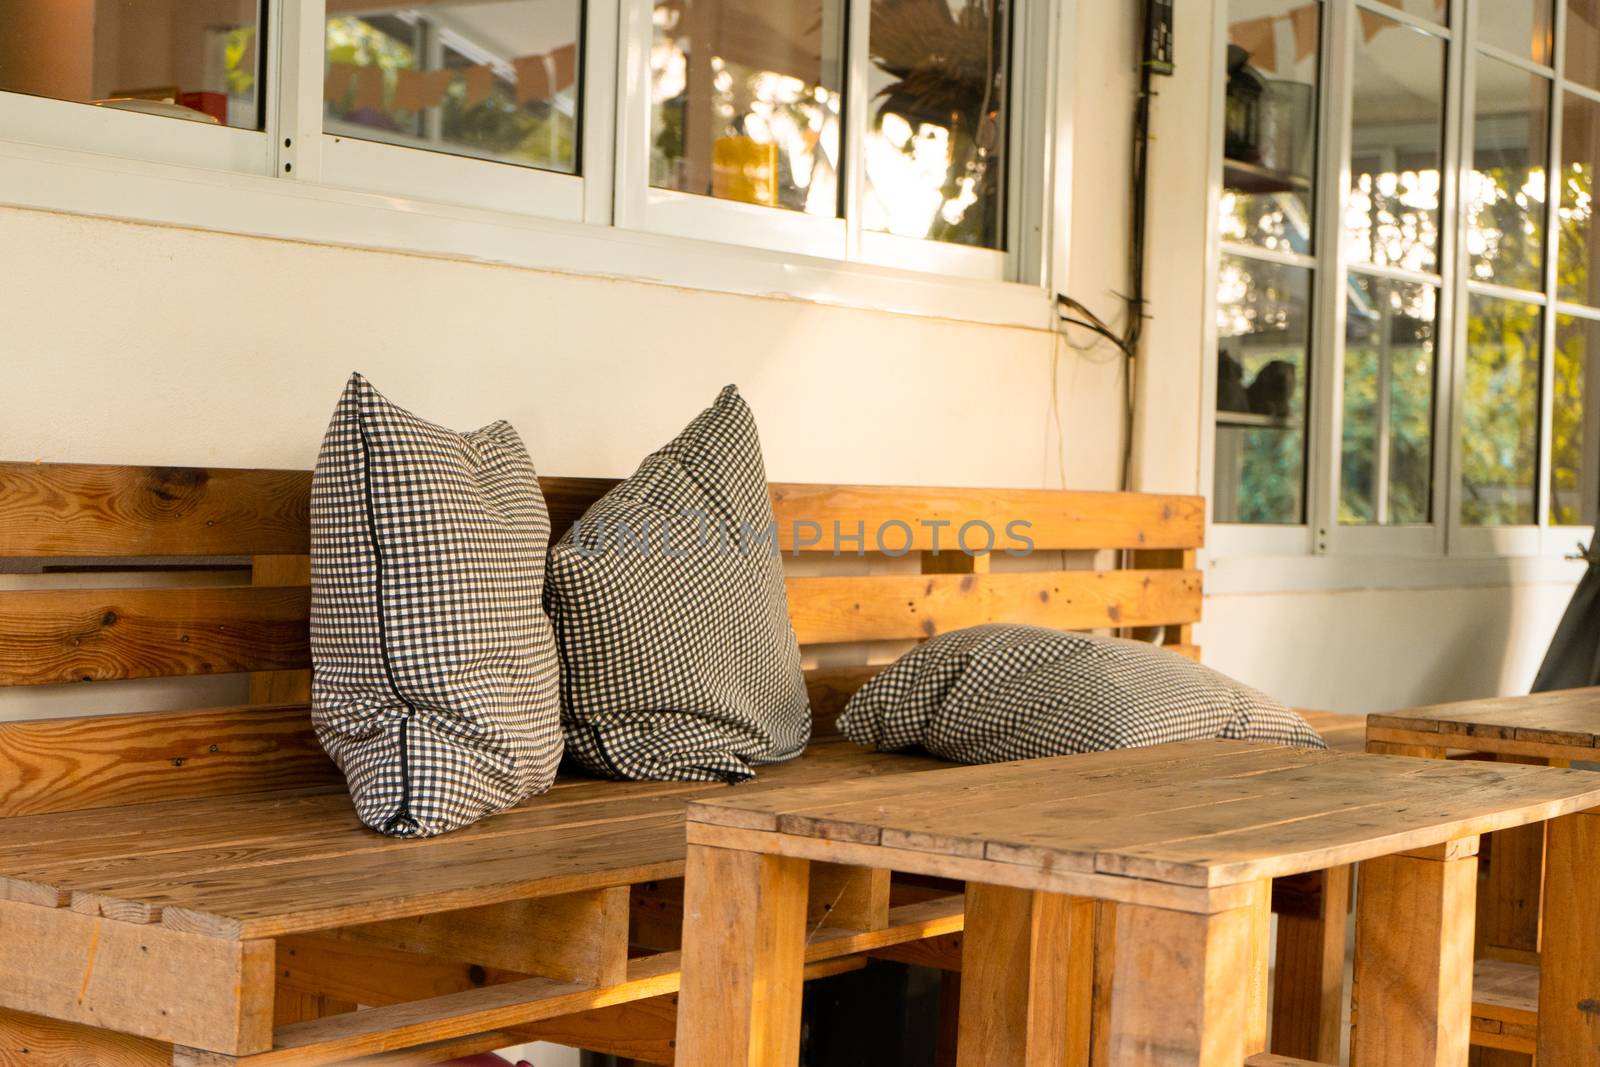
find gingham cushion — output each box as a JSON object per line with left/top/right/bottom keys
{"left": 310, "top": 372, "right": 563, "bottom": 837}
{"left": 545, "top": 385, "right": 810, "bottom": 781}
{"left": 838, "top": 624, "right": 1325, "bottom": 762}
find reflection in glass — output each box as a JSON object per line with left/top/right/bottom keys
{"left": 1341, "top": 274, "right": 1436, "bottom": 525}
{"left": 1344, "top": 15, "right": 1444, "bottom": 273}
{"left": 1478, "top": 0, "right": 1554, "bottom": 65}
{"left": 1374, "top": 0, "right": 1448, "bottom": 24}
{"left": 861, "top": 0, "right": 1009, "bottom": 249}
{"left": 650, "top": 0, "right": 843, "bottom": 214}
{"left": 1214, "top": 255, "right": 1312, "bottom": 525}
{"left": 325, "top": 2, "right": 581, "bottom": 173}
{"left": 1462, "top": 296, "right": 1543, "bottom": 526}
{"left": 1467, "top": 57, "right": 1550, "bottom": 291}
{"left": 1559, "top": 91, "right": 1600, "bottom": 307}
{"left": 1219, "top": 0, "right": 1320, "bottom": 255}
{"left": 1553, "top": 315, "right": 1600, "bottom": 525}
{"left": 1569, "top": 0, "right": 1600, "bottom": 90}
{"left": 0, "top": 0, "right": 261, "bottom": 129}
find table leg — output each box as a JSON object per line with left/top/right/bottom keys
{"left": 955, "top": 882, "right": 1089, "bottom": 1067}
{"left": 1352, "top": 840, "right": 1478, "bottom": 1067}
{"left": 675, "top": 843, "right": 810, "bottom": 1067}
{"left": 1271, "top": 865, "right": 1351, "bottom": 1063}
{"left": 1537, "top": 809, "right": 1600, "bottom": 1065}
{"left": 1105, "top": 897, "right": 1255, "bottom": 1067}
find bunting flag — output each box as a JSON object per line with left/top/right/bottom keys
{"left": 393, "top": 68, "right": 426, "bottom": 112}
{"left": 324, "top": 61, "right": 357, "bottom": 104}
{"left": 352, "top": 64, "right": 384, "bottom": 112}
{"left": 550, "top": 43, "right": 578, "bottom": 94}
{"left": 1290, "top": 5, "right": 1319, "bottom": 62}
{"left": 514, "top": 55, "right": 552, "bottom": 104}
{"left": 463, "top": 64, "right": 494, "bottom": 107}
{"left": 1230, "top": 15, "right": 1277, "bottom": 70}
{"left": 1358, "top": 8, "right": 1390, "bottom": 42}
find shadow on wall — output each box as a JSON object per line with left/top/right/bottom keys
{"left": 1201, "top": 580, "right": 1580, "bottom": 714}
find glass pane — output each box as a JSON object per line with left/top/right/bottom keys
{"left": 1344, "top": 16, "right": 1445, "bottom": 273}
{"left": 861, "top": 0, "right": 1009, "bottom": 249}
{"left": 1568, "top": 0, "right": 1600, "bottom": 90}
{"left": 650, "top": 0, "right": 843, "bottom": 214}
{"left": 1220, "top": 0, "right": 1320, "bottom": 254}
{"left": 1467, "top": 57, "right": 1550, "bottom": 291}
{"left": 1462, "top": 295, "right": 1543, "bottom": 526}
{"left": 325, "top": 3, "right": 581, "bottom": 174}
{"left": 1553, "top": 314, "right": 1600, "bottom": 525}
{"left": 0, "top": 0, "right": 261, "bottom": 130}
{"left": 1559, "top": 91, "right": 1600, "bottom": 307}
{"left": 1373, "top": 0, "right": 1448, "bottom": 25}
{"left": 1340, "top": 274, "right": 1437, "bottom": 525}
{"left": 1478, "top": 0, "right": 1554, "bottom": 66}
{"left": 1215, "top": 255, "right": 1311, "bottom": 525}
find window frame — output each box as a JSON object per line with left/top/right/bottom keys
{"left": 0, "top": 0, "right": 1066, "bottom": 325}
{"left": 1206, "top": 0, "right": 1600, "bottom": 563}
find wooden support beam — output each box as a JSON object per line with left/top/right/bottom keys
{"left": 1271, "top": 865, "right": 1350, "bottom": 1063}
{"left": 809, "top": 862, "right": 890, "bottom": 932}
{"left": 0, "top": 1006, "right": 170, "bottom": 1066}
{"left": 1352, "top": 840, "right": 1479, "bottom": 1066}
{"left": 675, "top": 845, "right": 810, "bottom": 1066}
{"left": 249, "top": 555, "right": 312, "bottom": 705}
{"left": 1537, "top": 810, "right": 1600, "bottom": 1065}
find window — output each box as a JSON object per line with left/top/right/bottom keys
{"left": 1212, "top": 0, "right": 1600, "bottom": 558}
{"left": 0, "top": 0, "right": 1057, "bottom": 301}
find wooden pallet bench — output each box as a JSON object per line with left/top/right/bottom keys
{"left": 1369, "top": 688, "right": 1600, "bottom": 1063}
{"left": 676, "top": 739, "right": 1600, "bottom": 1067}
{"left": 0, "top": 461, "right": 1350, "bottom": 1064}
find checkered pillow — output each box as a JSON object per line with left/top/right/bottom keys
{"left": 310, "top": 372, "right": 563, "bottom": 837}
{"left": 545, "top": 385, "right": 811, "bottom": 781}
{"left": 838, "top": 624, "right": 1325, "bottom": 762}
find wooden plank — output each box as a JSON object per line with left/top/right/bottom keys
{"left": 0, "top": 463, "right": 312, "bottom": 558}
{"left": 0, "top": 898, "right": 274, "bottom": 1054}
{"left": 1537, "top": 810, "right": 1600, "bottom": 1065}
{"left": 0, "top": 1006, "right": 171, "bottom": 1066}
{"left": 808, "top": 863, "right": 889, "bottom": 932}
{"left": 0, "top": 586, "right": 311, "bottom": 685}
{"left": 0, "top": 704, "right": 337, "bottom": 819}
{"left": 1472, "top": 956, "right": 1538, "bottom": 1058}
{"left": 1105, "top": 899, "right": 1252, "bottom": 1066}
{"left": 1368, "top": 688, "right": 1600, "bottom": 750}
{"left": 674, "top": 845, "right": 809, "bottom": 1067}
{"left": 767, "top": 483, "right": 1205, "bottom": 551}
{"left": 276, "top": 933, "right": 529, "bottom": 1008}
{"left": 954, "top": 883, "right": 1079, "bottom": 1067}
{"left": 1243, "top": 879, "right": 1271, "bottom": 1057}
{"left": 515, "top": 993, "right": 679, "bottom": 1065}
{"left": 785, "top": 569, "right": 1202, "bottom": 645}
{"left": 1478, "top": 759, "right": 1547, "bottom": 966}
{"left": 1351, "top": 844, "right": 1478, "bottom": 1066}
{"left": 327, "top": 888, "right": 630, "bottom": 986}
{"left": 1269, "top": 865, "right": 1349, "bottom": 1063}
{"left": 248, "top": 555, "right": 312, "bottom": 705}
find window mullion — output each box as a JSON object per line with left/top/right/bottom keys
{"left": 1540, "top": 0, "right": 1571, "bottom": 538}
{"left": 274, "top": 0, "right": 325, "bottom": 184}
{"left": 842, "top": 0, "right": 870, "bottom": 263}
{"left": 581, "top": 0, "right": 622, "bottom": 225}
{"left": 1442, "top": 0, "right": 1473, "bottom": 555}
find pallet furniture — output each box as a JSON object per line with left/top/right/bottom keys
{"left": 1369, "top": 687, "right": 1600, "bottom": 1064}
{"left": 1, "top": 460, "right": 1351, "bottom": 1065}
{"left": 676, "top": 738, "right": 1600, "bottom": 1067}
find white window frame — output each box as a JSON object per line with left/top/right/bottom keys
{"left": 1205, "top": 0, "right": 1600, "bottom": 565}
{"left": 0, "top": 0, "right": 1067, "bottom": 328}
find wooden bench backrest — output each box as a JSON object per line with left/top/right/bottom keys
{"left": 0, "top": 462, "right": 1204, "bottom": 818}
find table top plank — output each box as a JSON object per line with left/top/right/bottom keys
{"left": 1368, "top": 688, "right": 1600, "bottom": 749}
{"left": 686, "top": 741, "right": 1600, "bottom": 890}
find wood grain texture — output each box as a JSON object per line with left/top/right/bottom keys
{"left": 248, "top": 555, "right": 312, "bottom": 705}
{"left": 1537, "top": 810, "right": 1600, "bottom": 1065}
{"left": 0, "top": 586, "right": 311, "bottom": 685}
{"left": 0, "top": 463, "right": 312, "bottom": 558}
{"left": 0, "top": 1007, "right": 171, "bottom": 1066}
{"left": 785, "top": 569, "right": 1202, "bottom": 644}
{"left": 954, "top": 883, "right": 1082, "bottom": 1067}
{"left": 1352, "top": 845, "right": 1479, "bottom": 1067}
{"left": 674, "top": 845, "right": 810, "bottom": 1067}
{"left": 0, "top": 899, "right": 274, "bottom": 1054}
{"left": 0, "top": 704, "right": 338, "bottom": 819}
{"left": 1270, "top": 864, "right": 1349, "bottom": 1063}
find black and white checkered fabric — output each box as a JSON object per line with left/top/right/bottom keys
{"left": 544, "top": 385, "right": 811, "bottom": 782}
{"left": 838, "top": 624, "right": 1325, "bottom": 762}
{"left": 310, "top": 372, "right": 563, "bottom": 838}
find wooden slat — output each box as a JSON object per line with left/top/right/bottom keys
{"left": 768, "top": 484, "right": 1204, "bottom": 551}
{"left": 0, "top": 1006, "right": 171, "bottom": 1066}
{"left": 1367, "top": 687, "right": 1600, "bottom": 751}
{"left": 0, "top": 704, "right": 338, "bottom": 819}
{"left": 0, "top": 586, "right": 311, "bottom": 686}
{"left": 249, "top": 555, "right": 313, "bottom": 705}
{"left": 0, "top": 463, "right": 312, "bottom": 558}
{"left": 785, "top": 569, "right": 1202, "bottom": 645}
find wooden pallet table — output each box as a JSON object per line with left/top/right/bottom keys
{"left": 1369, "top": 688, "right": 1600, "bottom": 1064}
{"left": 675, "top": 738, "right": 1600, "bottom": 1067}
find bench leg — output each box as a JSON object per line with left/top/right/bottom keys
{"left": 1272, "top": 865, "right": 1351, "bottom": 1063}
{"left": 955, "top": 883, "right": 1089, "bottom": 1067}
{"left": 1105, "top": 897, "right": 1255, "bottom": 1067}
{"left": 1537, "top": 810, "right": 1600, "bottom": 1065}
{"left": 1353, "top": 841, "right": 1478, "bottom": 1067}
{"left": 675, "top": 843, "right": 810, "bottom": 1067}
